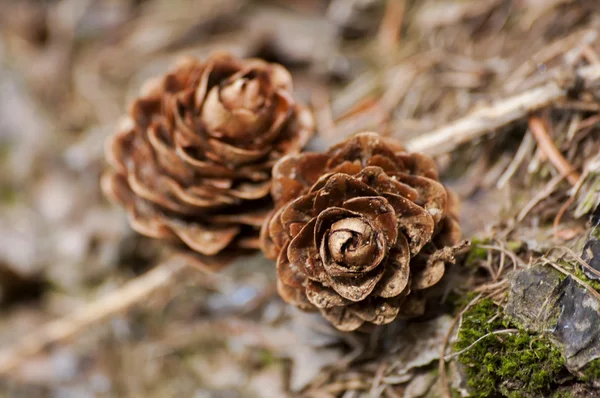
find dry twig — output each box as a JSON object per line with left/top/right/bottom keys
{"left": 405, "top": 64, "right": 600, "bottom": 155}
{"left": 553, "top": 169, "right": 589, "bottom": 238}
{"left": 0, "top": 256, "right": 194, "bottom": 375}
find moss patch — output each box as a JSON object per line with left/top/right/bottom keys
{"left": 455, "top": 299, "right": 566, "bottom": 397}
{"left": 567, "top": 261, "right": 600, "bottom": 293}
{"left": 582, "top": 358, "right": 600, "bottom": 383}
{"left": 465, "top": 239, "right": 489, "bottom": 268}
{"left": 593, "top": 226, "right": 600, "bottom": 241}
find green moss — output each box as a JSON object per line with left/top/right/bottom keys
{"left": 465, "top": 239, "right": 490, "bottom": 268}
{"left": 582, "top": 358, "right": 600, "bottom": 383}
{"left": 592, "top": 225, "right": 600, "bottom": 242}
{"left": 0, "top": 185, "right": 16, "bottom": 204}
{"left": 258, "top": 348, "right": 276, "bottom": 367}
{"left": 552, "top": 390, "right": 573, "bottom": 398}
{"left": 455, "top": 299, "right": 566, "bottom": 397}
{"left": 464, "top": 239, "right": 523, "bottom": 269}
{"left": 567, "top": 261, "right": 600, "bottom": 293}
{"left": 506, "top": 240, "right": 523, "bottom": 252}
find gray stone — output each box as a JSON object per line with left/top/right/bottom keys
{"left": 505, "top": 264, "right": 563, "bottom": 331}
{"left": 582, "top": 234, "right": 600, "bottom": 281}
{"left": 552, "top": 277, "right": 600, "bottom": 371}
{"left": 506, "top": 264, "right": 600, "bottom": 377}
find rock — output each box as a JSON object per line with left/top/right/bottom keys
{"left": 582, "top": 211, "right": 600, "bottom": 280}
{"left": 505, "top": 264, "right": 563, "bottom": 331}
{"left": 582, "top": 238, "right": 600, "bottom": 280}
{"left": 553, "top": 384, "right": 600, "bottom": 398}
{"left": 506, "top": 264, "right": 600, "bottom": 380}
{"left": 553, "top": 278, "right": 600, "bottom": 372}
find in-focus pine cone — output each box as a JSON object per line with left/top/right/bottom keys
{"left": 261, "top": 132, "right": 462, "bottom": 331}
{"left": 102, "top": 52, "right": 314, "bottom": 256}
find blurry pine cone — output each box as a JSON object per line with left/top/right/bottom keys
{"left": 102, "top": 53, "right": 314, "bottom": 256}
{"left": 261, "top": 132, "right": 462, "bottom": 331}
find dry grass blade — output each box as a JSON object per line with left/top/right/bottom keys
{"left": 553, "top": 173, "right": 587, "bottom": 238}
{"left": 551, "top": 246, "right": 600, "bottom": 280}
{"left": 505, "top": 29, "right": 598, "bottom": 91}
{"left": 516, "top": 174, "right": 565, "bottom": 222}
{"left": 541, "top": 257, "right": 600, "bottom": 302}
{"left": 497, "top": 132, "right": 534, "bottom": 188}
{"left": 444, "top": 329, "right": 519, "bottom": 361}
{"left": 479, "top": 243, "right": 525, "bottom": 272}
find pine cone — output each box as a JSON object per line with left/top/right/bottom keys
{"left": 261, "top": 132, "right": 461, "bottom": 331}
{"left": 102, "top": 53, "right": 314, "bottom": 256}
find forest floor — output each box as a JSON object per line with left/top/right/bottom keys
{"left": 0, "top": 0, "right": 599, "bottom": 397}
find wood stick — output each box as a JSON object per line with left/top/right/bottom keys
{"left": 405, "top": 64, "right": 600, "bottom": 155}
{"left": 0, "top": 257, "right": 189, "bottom": 376}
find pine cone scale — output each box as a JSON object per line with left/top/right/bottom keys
{"left": 327, "top": 267, "right": 385, "bottom": 302}
{"left": 316, "top": 209, "right": 387, "bottom": 276}
{"left": 306, "top": 281, "right": 351, "bottom": 308}
{"left": 372, "top": 236, "right": 411, "bottom": 298}
{"left": 169, "top": 222, "right": 240, "bottom": 256}
{"left": 340, "top": 196, "right": 399, "bottom": 247}
{"left": 348, "top": 298, "right": 400, "bottom": 325}
{"left": 383, "top": 192, "right": 435, "bottom": 255}
{"left": 320, "top": 306, "right": 364, "bottom": 332}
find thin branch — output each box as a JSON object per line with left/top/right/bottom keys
{"left": 405, "top": 64, "right": 600, "bottom": 155}
{"left": 312, "top": 87, "right": 336, "bottom": 140}
{"left": 405, "top": 81, "right": 564, "bottom": 154}
{"left": 0, "top": 256, "right": 192, "bottom": 375}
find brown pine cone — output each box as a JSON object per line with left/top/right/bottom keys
{"left": 102, "top": 52, "right": 314, "bottom": 256}
{"left": 261, "top": 132, "right": 462, "bottom": 331}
